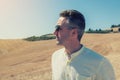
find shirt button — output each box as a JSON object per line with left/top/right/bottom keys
{"left": 67, "top": 74, "right": 69, "bottom": 77}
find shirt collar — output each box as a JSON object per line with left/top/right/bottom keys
{"left": 64, "top": 45, "right": 85, "bottom": 63}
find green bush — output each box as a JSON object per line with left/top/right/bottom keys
{"left": 24, "top": 34, "right": 56, "bottom": 41}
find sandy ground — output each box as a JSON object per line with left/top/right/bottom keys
{"left": 0, "top": 33, "right": 120, "bottom": 80}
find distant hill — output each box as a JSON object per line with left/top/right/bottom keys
{"left": 24, "top": 34, "right": 56, "bottom": 41}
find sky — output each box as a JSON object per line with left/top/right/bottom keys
{"left": 0, "top": 0, "right": 120, "bottom": 39}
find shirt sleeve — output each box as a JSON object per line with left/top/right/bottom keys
{"left": 96, "top": 58, "right": 116, "bottom": 80}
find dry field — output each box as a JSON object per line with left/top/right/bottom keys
{"left": 0, "top": 33, "right": 120, "bottom": 80}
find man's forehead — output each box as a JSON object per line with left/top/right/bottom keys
{"left": 57, "top": 17, "right": 67, "bottom": 25}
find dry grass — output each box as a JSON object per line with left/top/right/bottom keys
{"left": 0, "top": 33, "right": 120, "bottom": 80}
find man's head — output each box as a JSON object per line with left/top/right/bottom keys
{"left": 54, "top": 10, "right": 85, "bottom": 45}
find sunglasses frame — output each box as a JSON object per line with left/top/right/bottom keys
{"left": 55, "top": 25, "right": 62, "bottom": 31}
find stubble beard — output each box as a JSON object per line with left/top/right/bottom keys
{"left": 56, "top": 38, "right": 62, "bottom": 45}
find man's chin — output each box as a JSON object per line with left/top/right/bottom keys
{"left": 56, "top": 41, "right": 62, "bottom": 45}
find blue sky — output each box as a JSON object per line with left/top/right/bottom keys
{"left": 0, "top": 0, "right": 120, "bottom": 39}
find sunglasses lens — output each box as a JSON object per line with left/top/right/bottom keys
{"left": 55, "top": 25, "right": 61, "bottom": 31}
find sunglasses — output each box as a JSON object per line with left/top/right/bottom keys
{"left": 55, "top": 25, "right": 62, "bottom": 31}
{"left": 55, "top": 25, "right": 77, "bottom": 31}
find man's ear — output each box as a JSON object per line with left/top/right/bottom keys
{"left": 71, "top": 29, "right": 78, "bottom": 38}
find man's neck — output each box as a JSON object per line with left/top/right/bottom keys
{"left": 64, "top": 43, "right": 82, "bottom": 55}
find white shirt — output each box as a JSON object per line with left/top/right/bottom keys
{"left": 52, "top": 45, "right": 115, "bottom": 80}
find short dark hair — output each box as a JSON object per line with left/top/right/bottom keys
{"left": 60, "top": 9, "right": 85, "bottom": 41}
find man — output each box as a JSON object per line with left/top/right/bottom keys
{"left": 52, "top": 9, "right": 115, "bottom": 80}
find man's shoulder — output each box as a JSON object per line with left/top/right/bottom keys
{"left": 83, "top": 46, "right": 106, "bottom": 61}
{"left": 81, "top": 46, "right": 111, "bottom": 68}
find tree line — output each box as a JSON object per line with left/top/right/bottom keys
{"left": 86, "top": 24, "right": 120, "bottom": 33}
{"left": 111, "top": 24, "right": 120, "bottom": 28}
{"left": 85, "top": 28, "right": 111, "bottom": 33}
